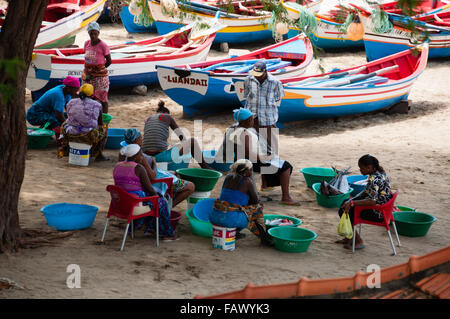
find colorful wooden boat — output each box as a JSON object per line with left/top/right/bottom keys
{"left": 29, "top": 21, "right": 225, "bottom": 100}
{"left": 285, "top": 0, "right": 450, "bottom": 50}
{"left": 120, "top": 3, "right": 157, "bottom": 33}
{"left": 148, "top": 0, "right": 274, "bottom": 44}
{"left": 156, "top": 34, "right": 313, "bottom": 117}
{"left": 0, "top": 0, "right": 107, "bottom": 49}
{"left": 232, "top": 44, "right": 428, "bottom": 127}
{"left": 358, "top": 7, "right": 450, "bottom": 60}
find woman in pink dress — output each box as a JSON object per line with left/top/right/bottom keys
{"left": 82, "top": 22, "right": 112, "bottom": 114}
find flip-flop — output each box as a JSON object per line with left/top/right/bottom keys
{"left": 260, "top": 187, "right": 275, "bottom": 192}
{"left": 280, "top": 201, "right": 301, "bottom": 206}
{"left": 344, "top": 244, "right": 365, "bottom": 250}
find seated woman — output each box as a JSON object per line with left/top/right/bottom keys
{"left": 210, "top": 159, "right": 271, "bottom": 245}
{"left": 114, "top": 144, "right": 179, "bottom": 241}
{"left": 142, "top": 100, "right": 211, "bottom": 169}
{"left": 26, "top": 76, "right": 80, "bottom": 131}
{"left": 119, "top": 128, "right": 195, "bottom": 208}
{"left": 57, "top": 84, "right": 108, "bottom": 161}
{"left": 337, "top": 154, "right": 393, "bottom": 250}
{"left": 217, "top": 108, "right": 300, "bottom": 206}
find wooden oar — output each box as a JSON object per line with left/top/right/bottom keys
{"left": 287, "top": 66, "right": 367, "bottom": 86}
{"left": 315, "top": 65, "right": 399, "bottom": 88}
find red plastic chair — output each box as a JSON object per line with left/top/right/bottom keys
{"left": 101, "top": 178, "right": 173, "bottom": 251}
{"left": 352, "top": 192, "right": 401, "bottom": 255}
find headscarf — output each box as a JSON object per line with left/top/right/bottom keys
{"left": 120, "top": 144, "right": 140, "bottom": 159}
{"left": 87, "top": 22, "right": 100, "bottom": 32}
{"left": 62, "top": 76, "right": 80, "bottom": 88}
{"left": 124, "top": 128, "right": 141, "bottom": 144}
{"left": 233, "top": 108, "right": 254, "bottom": 122}
{"left": 230, "top": 159, "right": 253, "bottom": 178}
{"left": 80, "top": 83, "right": 94, "bottom": 97}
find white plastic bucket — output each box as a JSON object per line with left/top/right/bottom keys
{"left": 68, "top": 142, "right": 91, "bottom": 166}
{"left": 212, "top": 225, "right": 236, "bottom": 251}
{"left": 186, "top": 191, "right": 211, "bottom": 210}
{"left": 156, "top": 162, "right": 169, "bottom": 170}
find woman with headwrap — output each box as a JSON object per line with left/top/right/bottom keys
{"left": 82, "top": 22, "right": 112, "bottom": 114}
{"left": 26, "top": 76, "right": 80, "bottom": 130}
{"left": 57, "top": 83, "right": 109, "bottom": 161}
{"left": 210, "top": 159, "right": 272, "bottom": 245}
{"left": 113, "top": 144, "right": 178, "bottom": 241}
{"left": 119, "top": 128, "right": 195, "bottom": 208}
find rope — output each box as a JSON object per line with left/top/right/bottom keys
{"left": 371, "top": 7, "right": 393, "bottom": 34}
{"left": 338, "top": 12, "right": 354, "bottom": 34}
{"left": 297, "top": 5, "right": 317, "bottom": 35}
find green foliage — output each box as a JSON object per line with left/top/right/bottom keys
{"left": 0, "top": 58, "right": 25, "bottom": 105}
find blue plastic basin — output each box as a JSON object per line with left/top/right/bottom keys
{"left": 203, "top": 150, "right": 232, "bottom": 172}
{"left": 193, "top": 197, "right": 216, "bottom": 222}
{"left": 41, "top": 203, "right": 98, "bottom": 231}
{"left": 347, "top": 175, "right": 368, "bottom": 196}
{"left": 106, "top": 128, "right": 126, "bottom": 149}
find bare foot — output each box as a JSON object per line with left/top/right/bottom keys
{"left": 95, "top": 154, "right": 110, "bottom": 162}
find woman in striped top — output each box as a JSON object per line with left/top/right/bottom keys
{"left": 142, "top": 101, "right": 211, "bottom": 170}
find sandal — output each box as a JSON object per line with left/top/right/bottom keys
{"left": 280, "top": 200, "right": 301, "bottom": 206}
{"left": 335, "top": 238, "right": 351, "bottom": 244}
{"left": 260, "top": 187, "right": 275, "bottom": 192}
{"left": 161, "top": 235, "right": 180, "bottom": 242}
{"left": 344, "top": 243, "right": 365, "bottom": 250}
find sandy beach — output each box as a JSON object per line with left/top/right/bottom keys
{"left": 0, "top": 22, "right": 449, "bottom": 299}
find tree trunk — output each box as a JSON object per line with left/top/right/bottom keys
{"left": 0, "top": 0, "right": 48, "bottom": 253}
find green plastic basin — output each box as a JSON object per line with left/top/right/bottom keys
{"left": 102, "top": 113, "right": 114, "bottom": 124}
{"left": 393, "top": 211, "right": 437, "bottom": 237}
{"left": 27, "top": 127, "right": 55, "bottom": 149}
{"left": 186, "top": 208, "right": 212, "bottom": 237}
{"left": 395, "top": 205, "right": 415, "bottom": 212}
{"left": 301, "top": 167, "right": 335, "bottom": 188}
{"left": 176, "top": 168, "right": 222, "bottom": 192}
{"left": 268, "top": 227, "right": 317, "bottom": 253}
{"left": 264, "top": 214, "right": 302, "bottom": 230}
{"left": 312, "top": 183, "right": 353, "bottom": 208}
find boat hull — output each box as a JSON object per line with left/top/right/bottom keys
{"left": 148, "top": 0, "right": 273, "bottom": 44}
{"left": 120, "top": 5, "right": 156, "bottom": 33}
{"left": 35, "top": 0, "right": 107, "bottom": 49}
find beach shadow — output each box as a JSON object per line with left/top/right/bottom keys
{"left": 280, "top": 100, "right": 449, "bottom": 139}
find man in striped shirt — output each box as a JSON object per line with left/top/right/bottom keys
{"left": 243, "top": 61, "right": 284, "bottom": 152}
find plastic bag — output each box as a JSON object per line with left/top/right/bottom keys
{"left": 338, "top": 212, "right": 353, "bottom": 239}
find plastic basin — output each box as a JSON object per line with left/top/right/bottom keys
{"left": 395, "top": 205, "right": 415, "bottom": 212}
{"left": 203, "top": 150, "right": 232, "bottom": 172}
{"left": 193, "top": 197, "right": 215, "bottom": 222}
{"left": 300, "top": 167, "right": 335, "bottom": 188}
{"left": 27, "top": 127, "right": 55, "bottom": 149}
{"left": 176, "top": 168, "right": 222, "bottom": 192}
{"left": 186, "top": 208, "right": 213, "bottom": 237}
{"left": 268, "top": 227, "right": 317, "bottom": 253}
{"left": 105, "top": 128, "right": 126, "bottom": 149}
{"left": 41, "top": 203, "right": 98, "bottom": 231}
{"left": 312, "top": 183, "right": 353, "bottom": 208}
{"left": 347, "top": 175, "right": 368, "bottom": 196}
{"left": 264, "top": 214, "right": 302, "bottom": 230}
{"left": 102, "top": 113, "right": 114, "bottom": 124}
{"left": 170, "top": 210, "right": 182, "bottom": 230}
{"left": 393, "top": 211, "right": 437, "bottom": 237}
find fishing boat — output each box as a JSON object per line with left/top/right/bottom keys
{"left": 0, "top": 0, "right": 107, "bottom": 49}
{"left": 358, "top": 6, "right": 450, "bottom": 60}
{"left": 284, "top": 0, "right": 450, "bottom": 50}
{"left": 232, "top": 44, "right": 428, "bottom": 127}
{"left": 29, "top": 21, "right": 225, "bottom": 100}
{"left": 148, "top": 0, "right": 274, "bottom": 44}
{"left": 157, "top": 34, "right": 313, "bottom": 117}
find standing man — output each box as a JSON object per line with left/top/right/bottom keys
{"left": 243, "top": 61, "right": 284, "bottom": 153}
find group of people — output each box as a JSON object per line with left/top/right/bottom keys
{"left": 26, "top": 24, "right": 394, "bottom": 249}
{"left": 27, "top": 22, "right": 111, "bottom": 161}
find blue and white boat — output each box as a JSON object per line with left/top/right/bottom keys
{"left": 156, "top": 34, "right": 313, "bottom": 117}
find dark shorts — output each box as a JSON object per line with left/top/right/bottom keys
{"left": 253, "top": 160, "right": 293, "bottom": 187}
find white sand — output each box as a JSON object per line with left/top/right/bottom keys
{"left": 0, "top": 23, "right": 449, "bottom": 298}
